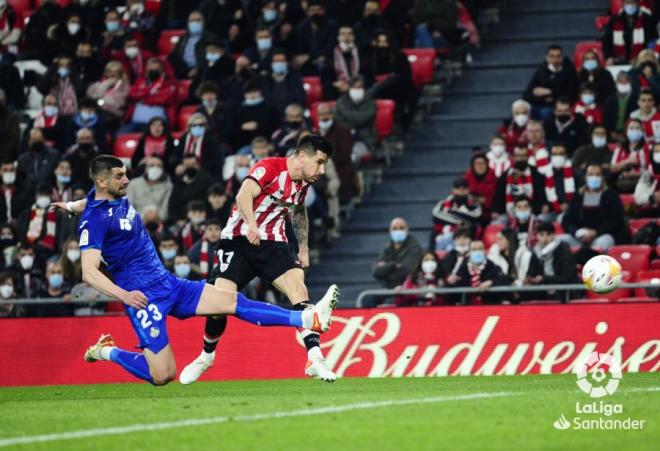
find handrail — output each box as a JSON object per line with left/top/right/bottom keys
{"left": 355, "top": 282, "right": 660, "bottom": 308}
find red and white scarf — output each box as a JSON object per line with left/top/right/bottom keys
{"left": 333, "top": 45, "right": 360, "bottom": 84}
{"left": 529, "top": 144, "right": 551, "bottom": 177}
{"left": 181, "top": 222, "right": 204, "bottom": 250}
{"left": 573, "top": 101, "right": 602, "bottom": 125}
{"left": 33, "top": 112, "right": 58, "bottom": 130}
{"left": 56, "top": 79, "right": 78, "bottom": 116}
{"left": 184, "top": 134, "right": 203, "bottom": 160}
{"left": 487, "top": 152, "right": 511, "bottom": 178}
{"left": 468, "top": 262, "right": 485, "bottom": 304}
{"left": 199, "top": 240, "right": 219, "bottom": 278}
{"left": 26, "top": 206, "right": 57, "bottom": 251}
{"left": 544, "top": 162, "right": 575, "bottom": 212}
{"left": 2, "top": 186, "right": 13, "bottom": 222}
{"left": 505, "top": 168, "right": 534, "bottom": 213}
{"left": 612, "top": 12, "right": 645, "bottom": 60}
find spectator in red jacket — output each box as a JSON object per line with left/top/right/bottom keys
{"left": 119, "top": 57, "right": 177, "bottom": 134}
{"left": 464, "top": 153, "right": 497, "bottom": 222}
{"left": 497, "top": 99, "right": 530, "bottom": 152}
{"left": 573, "top": 83, "right": 602, "bottom": 126}
{"left": 115, "top": 34, "right": 154, "bottom": 83}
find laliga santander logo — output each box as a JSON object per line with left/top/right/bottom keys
{"left": 576, "top": 352, "right": 622, "bottom": 398}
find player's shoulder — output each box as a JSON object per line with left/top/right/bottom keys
{"left": 250, "top": 157, "right": 286, "bottom": 182}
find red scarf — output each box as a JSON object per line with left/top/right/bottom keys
{"left": 573, "top": 101, "right": 603, "bottom": 125}
{"left": 544, "top": 162, "right": 575, "bottom": 212}
{"left": 612, "top": 12, "right": 645, "bottom": 60}
{"left": 333, "top": 45, "right": 360, "bottom": 83}
{"left": 199, "top": 240, "right": 219, "bottom": 278}
{"left": 26, "top": 206, "right": 57, "bottom": 251}
{"left": 468, "top": 262, "right": 484, "bottom": 304}
{"left": 144, "top": 135, "right": 167, "bottom": 158}
{"left": 181, "top": 222, "right": 204, "bottom": 250}
{"left": 505, "top": 168, "right": 534, "bottom": 213}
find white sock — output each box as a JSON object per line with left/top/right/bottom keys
{"left": 308, "top": 346, "right": 323, "bottom": 361}
{"left": 100, "top": 346, "right": 115, "bottom": 361}
{"left": 201, "top": 350, "right": 215, "bottom": 361}
{"left": 301, "top": 309, "right": 313, "bottom": 329}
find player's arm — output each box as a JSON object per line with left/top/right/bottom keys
{"left": 291, "top": 204, "right": 310, "bottom": 269}
{"left": 81, "top": 249, "right": 148, "bottom": 309}
{"left": 51, "top": 198, "right": 88, "bottom": 214}
{"left": 236, "top": 178, "right": 262, "bottom": 246}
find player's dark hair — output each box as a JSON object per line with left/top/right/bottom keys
{"left": 297, "top": 134, "right": 335, "bottom": 158}
{"left": 536, "top": 221, "right": 555, "bottom": 234}
{"left": 90, "top": 155, "right": 123, "bottom": 182}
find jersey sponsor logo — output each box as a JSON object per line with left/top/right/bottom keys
{"left": 253, "top": 166, "right": 266, "bottom": 180}
{"left": 79, "top": 229, "right": 89, "bottom": 246}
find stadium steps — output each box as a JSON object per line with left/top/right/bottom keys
{"left": 308, "top": 0, "right": 608, "bottom": 306}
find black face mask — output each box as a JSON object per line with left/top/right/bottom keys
{"left": 145, "top": 222, "right": 159, "bottom": 233}
{"left": 30, "top": 142, "right": 45, "bottom": 153}
{"left": 184, "top": 168, "right": 198, "bottom": 179}
{"left": 78, "top": 143, "right": 93, "bottom": 153}
{"left": 287, "top": 120, "right": 302, "bottom": 129}
{"left": 454, "top": 194, "right": 468, "bottom": 205}
{"left": 310, "top": 13, "right": 324, "bottom": 25}
{"left": 0, "top": 238, "right": 14, "bottom": 247}
{"left": 556, "top": 114, "right": 571, "bottom": 124}
{"left": 147, "top": 70, "right": 161, "bottom": 82}
{"left": 365, "top": 14, "right": 379, "bottom": 25}
{"left": 514, "top": 161, "right": 528, "bottom": 171}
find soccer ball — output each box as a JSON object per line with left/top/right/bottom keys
{"left": 581, "top": 255, "right": 623, "bottom": 294}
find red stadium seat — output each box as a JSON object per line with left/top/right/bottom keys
{"left": 402, "top": 48, "right": 436, "bottom": 91}
{"left": 113, "top": 133, "right": 141, "bottom": 165}
{"left": 177, "top": 105, "right": 199, "bottom": 131}
{"left": 8, "top": 0, "right": 33, "bottom": 14}
{"left": 176, "top": 79, "right": 192, "bottom": 104}
{"left": 302, "top": 77, "right": 323, "bottom": 109}
{"left": 157, "top": 29, "right": 185, "bottom": 55}
{"left": 629, "top": 218, "right": 657, "bottom": 236}
{"left": 616, "top": 296, "right": 658, "bottom": 303}
{"left": 435, "top": 250, "right": 447, "bottom": 260}
{"left": 610, "top": 0, "right": 623, "bottom": 15}
{"left": 483, "top": 224, "right": 504, "bottom": 250}
{"left": 309, "top": 101, "right": 335, "bottom": 131}
{"left": 586, "top": 270, "right": 632, "bottom": 301}
{"left": 595, "top": 15, "right": 610, "bottom": 31}
{"left": 569, "top": 298, "right": 609, "bottom": 304}
{"left": 520, "top": 300, "right": 562, "bottom": 305}
{"left": 573, "top": 41, "right": 604, "bottom": 70}
{"left": 609, "top": 244, "right": 652, "bottom": 273}
{"left": 152, "top": 55, "right": 175, "bottom": 79}
{"left": 651, "top": 259, "right": 660, "bottom": 270}
{"left": 145, "top": 0, "right": 161, "bottom": 14}
{"left": 375, "top": 99, "right": 395, "bottom": 141}
{"left": 620, "top": 193, "right": 635, "bottom": 208}
{"left": 633, "top": 269, "right": 660, "bottom": 297}
{"left": 105, "top": 301, "right": 126, "bottom": 315}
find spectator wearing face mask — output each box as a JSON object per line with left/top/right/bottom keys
{"left": 28, "top": 95, "right": 67, "bottom": 152}
{"left": 0, "top": 271, "right": 22, "bottom": 318}
{"left": 431, "top": 177, "right": 482, "bottom": 251}
{"left": 464, "top": 153, "right": 497, "bottom": 222}
{"left": 37, "top": 55, "right": 83, "bottom": 117}
{"left": 189, "top": 39, "right": 234, "bottom": 102}
{"left": 545, "top": 143, "right": 580, "bottom": 218}
{"left": 261, "top": 49, "right": 306, "bottom": 116}
{"left": 86, "top": 60, "right": 130, "bottom": 129}
{"left": 122, "top": 0, "right": 157, "bottom": 49}
{"left": 497, "top": 99, "right": 531, "bottom": 153}
{"left": 73, "top": 41, "right": 103, "bottom": 91}
{"left": 440, "top": 226, "right": 471, "bottom": 276}
{"left": 628, "top": 49, "right": 660, "bottom": 98}
{"left": 158, "top": 234, "right": 179, "bottom": 272}
{"left": 168, "top": 156, "right": 213, "bottom": 224}
{"left": 17, "top": 128, "right": 60, "bottom": 187}
{"left": 562, "top": 163, "right": 627, "bottom": 251}
{"left": 573, "top": 83, "right": 602, "bottom": 126}
{"left": 179, "top": 200, "right": 207, "bottom": 252}
{"left": 449, "top": 240, "right": 507, "bottom": 305}
{"left": 0, "top": 223, "right": 17, "bottom": 271}
{"left": 65, "top": 128, "right": 98, "bottom": 190}
{"left": 396, "top": 251, "right": 446, "bottom": 307}
{"left": 506, "top": 195, "right": 539, "bottom": 248}
{"left": 571, "top": 125, "right": 612, "bottom": 176}
{"left": 485, "top": 136, "right": 511, "bottom": 178}
{"left": 230, "top": 81, "right": 279, "bottom": 149}
{"left": 115, "top": 34, "right": 154, "bottom": 83}
{"left": 629, "top": 89, "right": 660, "bottom": 142}
{"left": 532, "top": 221, "right": 577, "bottom": 295}
{"left": 634, "top": 140, "right": 660, "bottom": 215}
{"left": 543, "top": 97, "right": 589, "bottom": 157}
{"left": 126, "top": 156, "right": 172, "bottom": 221}
{"left": 64, "top": 97, "right": 107, "bottom": 153}
{"left": 194, "top": 82, "right": 231, "bottom": 147}
{"left": 244, "top": 26, "right": 276, "bottom": 75}
{"left": 335, "top": 75, "right": 377, "bottom": 155}
{"left": 610, "top": 119, "right": 646, "bottom": 193}
{"left": 99, "top": 9, "right": 127, "bottom": 55}
{"left": 60, "top": 238, "right": 82, "bottom": 286}
{"left": 11, "top": 242, "right": 44, "bottom": 299}
{"left": 174, "top": 113, "right": 223, "bottom": 180}
{"left": 30, "top": 260, "right": 73, "bottom": 317}
{"left": 49, "top": 12, "right": 92, "bottom": 57}
{"left": 17, "top": 184, "right": 60, "bottom": 256}
{"left": 173, "top": 253, "right": 200, "bottom": 280}
{"left": 372, "top": 217, "right": 423, "bottom": 289}
{"left": 168, "top": 11, "right": 215, "bottom": 80}
{"left": 578, "top": 49, "right": 615, "bottom": 104}
{"left": 602, "top": 0, "right": 656, "bottom": 65}
{"left": 291, "top": 0, "right": 339, "bottom": 76}
{"left": 317, "top": 101, "right": 358, "bottom": 205}
{"left": 0, "top": 161, "right": 33, "bottom": 224}
{"left": 524, "top": 120, "right": 551, "bottom": 179}
{"left": 131, "top": 117, "right": 176, "bottom": 176}
{"left": 23, "top": 0, "right": 63, "bottom": 63}
{"left": 206, "top": 183, "right": 232, "bottom": 226}
{"left": 603, "top": 71, "right": 636, "bottom": 142}
{"left": 493, "top": 145, "right": 547, "bottom": 219}
{"left": 523, "top": 45, "right": 578, "bottom": 120}
{"left": 321, "top": 25, "right": 370, "bottom": 100}
{"left": 188, "top": 218, "right": 222, "bottom": 279}
{"left": 223, "top": 154, "right": 253, "bottom": 198}
{"left": 271, "top": 104, "right": 308, "bottom": 156}
{"left": 354, "top": 0, "right": 393, "bottom": 52}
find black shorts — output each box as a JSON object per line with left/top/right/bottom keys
{"left": 207, "top": 237, "right": 301, "bottom": 289}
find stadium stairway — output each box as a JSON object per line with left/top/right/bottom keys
{"left": 308, "top": 0, "right": 609, "bottom": 306}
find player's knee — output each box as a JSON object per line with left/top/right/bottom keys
{"left": 151, "top": 368, "right": 176, "bottom": 386}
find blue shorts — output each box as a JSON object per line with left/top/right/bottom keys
{"left": 125, "top": 274, "right": 206, "bottom": 354}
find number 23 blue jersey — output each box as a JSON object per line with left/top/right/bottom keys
{"left": 78, "top": 189, "right": 169, "bottom": 291}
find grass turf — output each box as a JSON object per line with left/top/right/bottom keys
{"left": 0, "top": 373, "right": 658, "bottom": 451}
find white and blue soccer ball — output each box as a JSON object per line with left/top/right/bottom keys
{"left": 582, "top": 255, "right": 623, "bottom": 294}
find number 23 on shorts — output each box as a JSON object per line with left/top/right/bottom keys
{"left": 136, "top": 304, "right": 162, "bottom": 329}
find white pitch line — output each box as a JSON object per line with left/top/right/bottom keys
{"left": 0, "top": 391, "right": 516, "bottom": 448}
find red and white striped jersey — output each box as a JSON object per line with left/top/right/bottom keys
{"left": 221, "top": 157, "right": 309, "bottom": 242}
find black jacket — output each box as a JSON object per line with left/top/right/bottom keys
{"left": 168, "top": 32, "right": 216, "bottom": 79}
{"left": 602, "top": 11, "right": 657, "bottom": 62}
{"left": 453, "top": 259, "right": 509, "bottom": 304}
{"left": 493, "top": 166, "right": 548, "bottom": 215}
{"left": 173, "top": 133, "right": 224, "bottom": 180}
{"left": 0, "top": 57, "right": 25, "bottom": 111}
{"left": 538, "top": 241, "right": 578, "bottom": 284}
{"left": 523, "top": 57, "right": 579, "bottom": 106}
{"left": 168, "top": 169, "right": 214, "bottom": 222}
{"left": 0, "top": 106, "right": 19, "bottom": 163}
{"left": 188, "top": 56, "right": 235, "bottom": 102}
{"left": 562, "top": 188, "right": 628, "bottom": 243}
{"left": 578, "top": 68, "right": 616, "bottom": 105}
{"left": 543, "top": 115, "right": 589, "bottom": 157}
{"left": 230, "top": 101, "right": 280, "bottom": 149}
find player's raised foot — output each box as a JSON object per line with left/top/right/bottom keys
{"left": 305, "top": 357, "right": 337, "bottom": 383}
{"left": 304, "top": 284, "right": 339, "bottom": 333}
{"left": 84, "top": 334, "right": 115, "bottom": 362}
{"left": 179, "top": 351, "right": 215, "bottom": 385}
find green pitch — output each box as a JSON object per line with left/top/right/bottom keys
{"left": 0, "top": 373, "right": 658, "bottom": 451}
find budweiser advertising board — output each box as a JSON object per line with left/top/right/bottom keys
{"left": 0, "top": 304, "right": 658, "bottom": 386}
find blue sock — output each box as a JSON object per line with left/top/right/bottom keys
{"left": 235, "top": 293, "right": 302, "bottom": 327}
{"left": 109, "top": 348, "right": 154, "bottom": 384}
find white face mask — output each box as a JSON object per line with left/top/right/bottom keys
{"left": 67, "top": 249, "right": 80, "bottom": 262}
{"left": 421, "top": 260, "right": 437, "bottom": 274}
{"left": 551, "top": 155, "right": 566, "bottom": 169}
{"left": 617, "top": 82, "right": 631, "bottom": 95}
{"left": 125, "top": 46, "right": 140, "bottom": 59}
{"left": 454, "top": 243, "right": 469, "bottom": 254}
{"left": 654, "top": 152, "right": 660, "bottom": 163}
{"left": 514, "top": 113, "right": 528, "bottom": 127}
{"left": 2, "top": 171, "right": 15, "bottom": 185}
{"left": 67, "top": 23, "right": 80, "bottom": 35}
{"left": 319, "top": 119, "right": 333, "bottom": 131}
{"left": 490, "top": 144, "right": 505, "bottom": 156}
{"left": 339, "top": 41, "right": 353, "bottom": 52}
{"left": 349, "top": 88, "right": 365, "bottom": 103}
{"left": 146, "top": 166, "right": 163, "bottom": 181}
{"left": 130, "top": 3, "right": 144, "bottom": 14}
{"left": 0, "top": 284, "right": 13, "bottom": 299}
{"left": 36, "top": 196, "right": 51, "bottom": 209}
{"left": 20, "top": 255, "right": 34, "bottom": 270}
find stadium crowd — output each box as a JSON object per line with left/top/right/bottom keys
{"left": 0, "top": 0, "right": 484, "bottom": 317}
{"left": 372, "top": 0, "right": 660, "bottom": 305}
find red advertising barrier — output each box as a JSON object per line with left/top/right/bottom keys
{"left": 1, "top": 304, "right": 659, "bottom": 386}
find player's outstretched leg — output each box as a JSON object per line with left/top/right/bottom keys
{"left": 84, "top": 334, "right": 155, "bottom": 384}
{"left": 179, "top": 315, "right": 227, "bottom": 385}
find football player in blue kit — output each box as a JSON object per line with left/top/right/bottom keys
{"left": 56, "top": 155, "right": 338, "bottom": 386}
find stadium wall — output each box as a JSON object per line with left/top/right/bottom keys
{"left": 0, "top": 304, "right": 658, "bottom": 386}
